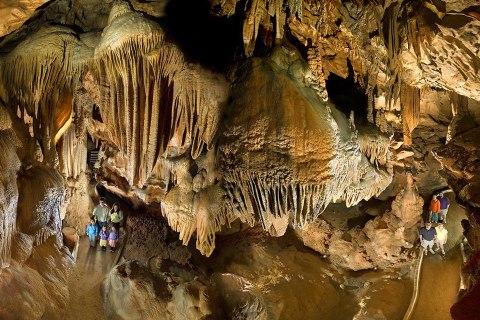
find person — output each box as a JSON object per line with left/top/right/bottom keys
{"left": 108, "top": 226, "right": 119, "bottom": 253}
{"left": 435, "top": 221, "right": 448, "bottom": 255}
{"left": 92, "top": 197, "right": 110, "bottom": 230}
{"left": 99, "top": 225, "right": 109, "bottom": 251}
{"left": 110, "top": 203, "right": 123, "bottom": 231}
{"left": 429, "top": 195, "right": 440, "bottom": 223}
{"left": 437, "top": 192, "right": 450, "bottom": 223}
{"left": 86, "top": 219, "right": 98, "bottom": 247}
{"left": 419, "top": 222, "right": 437, "bottom": 256}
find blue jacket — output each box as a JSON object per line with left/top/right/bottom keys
{"left": 86, "top": 225, "right": 98, "bottom": 236}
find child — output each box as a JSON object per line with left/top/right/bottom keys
{"left": 108, "top": 226, "right": 119, "bottom": 253}
{"left": 99, "top": 225, "right": 109, "bottom": 251}
{"left": 86, "top": 220, "right": 98, "bottom": 247}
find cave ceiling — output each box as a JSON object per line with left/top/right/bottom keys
{"left": 0, "top": 0, "right": 479, "bottom": 258}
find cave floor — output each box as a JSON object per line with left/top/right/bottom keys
{"left": 411, "top": 192, "right": 467, "bottom": 320}
{"left": 63, "top": 235, "right": 122, "bottom": 320}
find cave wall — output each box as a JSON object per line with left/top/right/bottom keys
{"left": 0, "top": 104, "right": 73, "bottom": 319}
{"left": 0, "top": 0, "right": 479, "bottom": 318}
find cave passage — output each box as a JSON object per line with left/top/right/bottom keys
{"left": 409, "top": 191, "right": 468, "bottom": 320}
{"left": 63, "top": 185, "right": 131, "bottom": 319}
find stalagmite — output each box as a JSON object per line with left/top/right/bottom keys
{"left": 390, "top": 173, "right": 423, "bottom": 228}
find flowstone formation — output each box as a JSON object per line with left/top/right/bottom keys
{"left": 0, "top": 0, "right": 480, "bottom": 318}
{"left": 220, "top": 47, "right": 392, "bottom": 236}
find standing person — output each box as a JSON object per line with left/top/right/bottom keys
{"left": 108, "top": 226, "right": 119, "bottom": 253}
{"left": 419, "top": 222, "right": 437, "bottom": 256}
{"left": 435, "top": 221, "right": 448, "bottom": 255}
{"left": 99, "top": 226, "right": 109, "bottom": 251}
{"left": 92, "top": 197, "right": 110, "bottom": 230}
{"left": 86, "top": 220, "right": 98, "bottom": 247}
{"left": 429, "top": 195, "right": 441, "bottom": 223}
{"left": 110, "top": 203, "right": 123, "bottom": 231}
{"left": 437, "top": 192, "right": 450, "bottom": 223}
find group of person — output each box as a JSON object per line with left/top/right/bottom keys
{"left": 419, "top": 192, "right": 450, "bottom": 256}
{"left": 428, "top": 191, "right": 450, "bottom": 223}
{"left": 85, "top": 197, "right": 123, "bottom": 253}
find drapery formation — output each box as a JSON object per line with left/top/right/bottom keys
{"left": 0, "top": 26, "right": 80, "bottom": 159}
{"left": 93, "top": 2, "right": 227, "bottom": 187}
{"left": 89, "top": 2, "right": 229, "bottom": 255}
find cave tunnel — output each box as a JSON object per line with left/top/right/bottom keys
{"left": 0, "top": 0, "right": 479, "bottom": 319}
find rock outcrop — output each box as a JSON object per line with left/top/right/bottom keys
{"left": 302, "top": 174, "right": 422, "bottom": 271}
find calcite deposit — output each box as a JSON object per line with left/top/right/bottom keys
{"left": 0, "top": 0, "right": 479, "bottom": 319}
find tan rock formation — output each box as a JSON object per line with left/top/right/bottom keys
{"left": 221, "top": 46, "right": 392, "bottom": 236}
{"left": 89, "top": 2, "right": 229, "bottom": 187}
{"left": 0, "top": 25, "right": 82, "bottom": 161}
{"left": 0, "top": 0, "right": 50, "bottom": 37}
{"left": 302, "top": 176, "right": 422, "bottom": 271}
{"left": 390, "top": 173, "right": 423, "bottom": 228}
{"left": 0, "top": 121, "right": 21, "bottom": 267}
{"left": 104, "top": 260, "right": 212, "bottom": 320}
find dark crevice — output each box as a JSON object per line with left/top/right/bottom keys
{"left": 325, "top": 60, "right": 368, "bottom": 120}
{"left": 159, "top": 0, "right": 244, "bottom": 72}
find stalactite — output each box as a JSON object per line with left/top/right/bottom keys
{"left": 382, "top": 2, "right": 404, "bottom": 112}
{"left": 406, "top": 18, "right": 421, "bottom": 63}
{"left": 400, "top": 83, "right": 420, "bottom": 145}
{"left": 357, "top": 127, "right": 391, "bottom": 167}
{"left": 241, "top": 0, "right": 305, "bottom": 56}
{"left": 367, "top": 89, "right": 374, "bottom": 124}
{"left": 220, "top": 49, "right": 393, "bottom": 238}
{"left": 60, "top": 125, "right": 87, "bottom": 179}
{"left": 93, "top": 2, "right": 228, "bottom": 187}
{"left": 0, "top": 26, "right": 80, "bottom": 158}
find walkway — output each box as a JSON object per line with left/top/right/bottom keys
{"left": 63, "top": 235, "right": 122, "bottom": 320}
{"left": 410, "top": 192, "right": 467, "bottom": 320}
{"left": 63, "top": 185, "right": 129, "bottom": 320}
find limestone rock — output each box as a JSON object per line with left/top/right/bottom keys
{"left": 104, "top": 260, "right": 212, "bottom": 320}
{"left": 390, "top": 173, "right": 423, "bottom": 228}
{"left": 221, "top": 46, "right": 392, "bottom": 236}
{"left": 0, "top": 0, "right": 50, "bottom": 37}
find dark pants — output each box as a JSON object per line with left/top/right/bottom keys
{"left": 97, "top": 220, "right": 107, "bottom": 230}
{"left": 112, "top": 222, "right": 120, "bottom": 230}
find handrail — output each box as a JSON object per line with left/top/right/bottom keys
{"left": 72, "top": 233, "right": 80, "bottom": 262}
{"left": 403, "top": 247, "right": 425, "bottom": 320}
